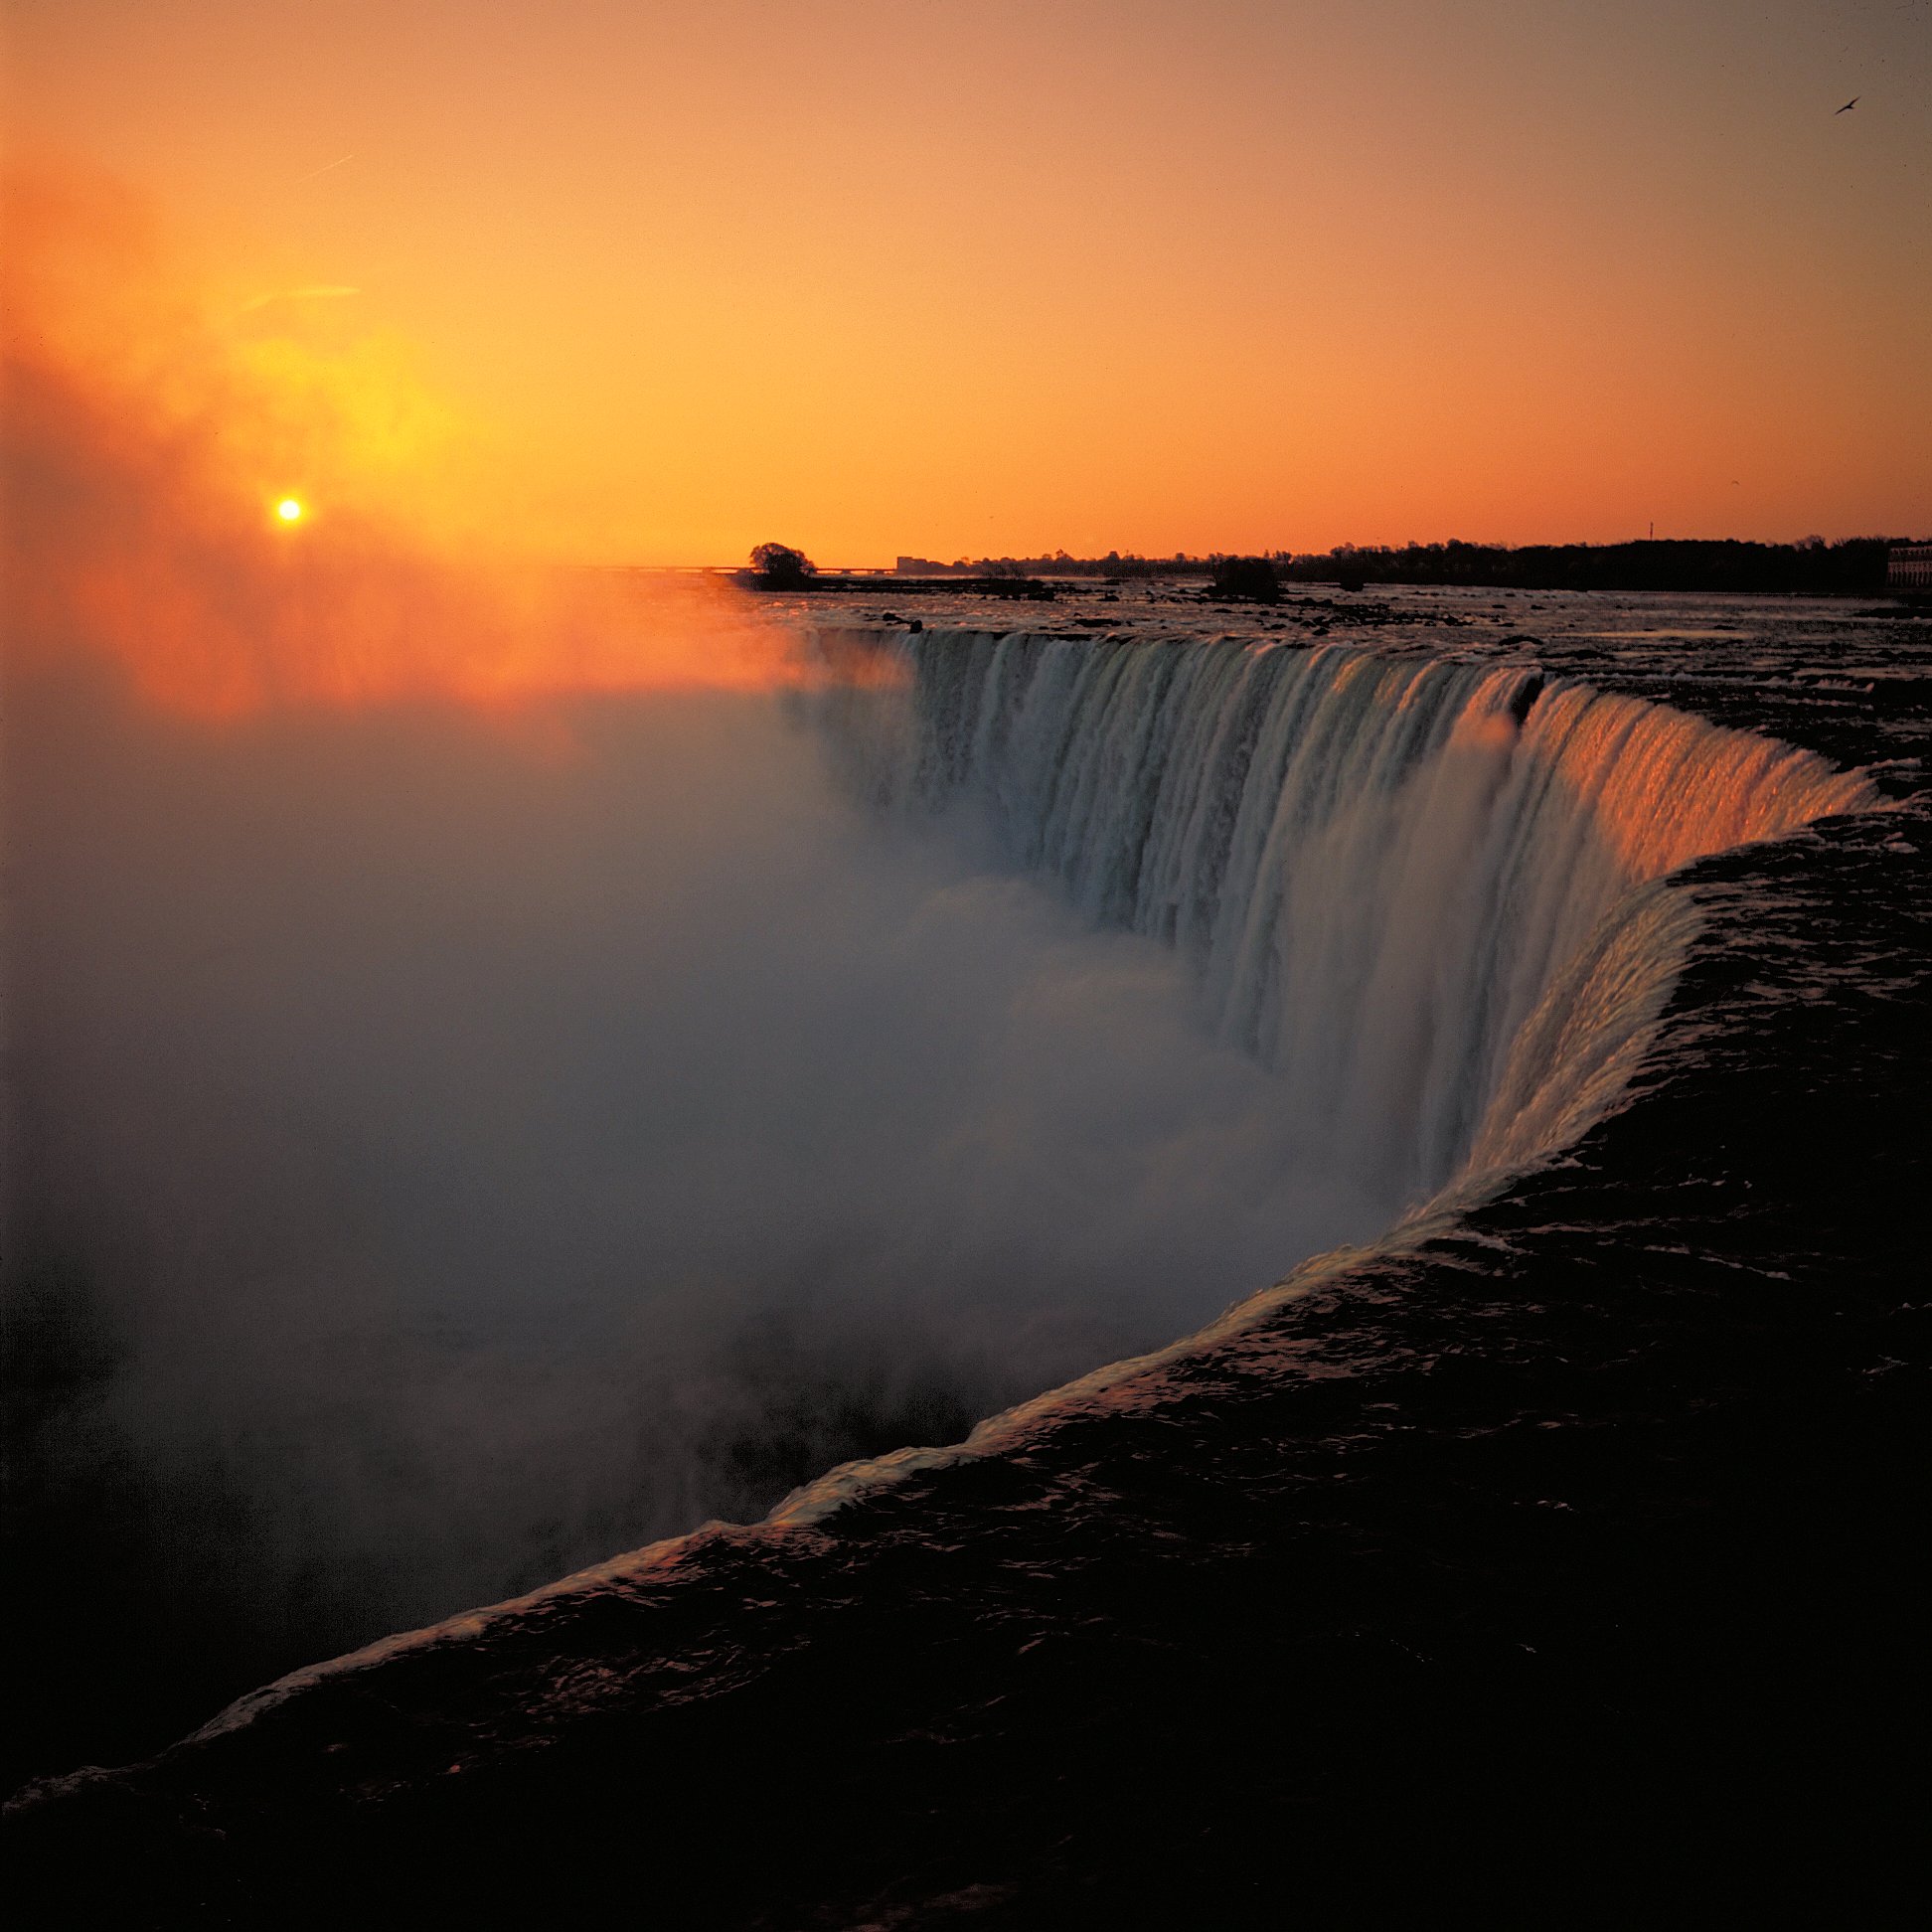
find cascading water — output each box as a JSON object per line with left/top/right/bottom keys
{"left": 811, "top": 626, "right": 1875, "bottom": 1217}
{"left": 13, "top": 605, "right": 1917, "bottom": 1928}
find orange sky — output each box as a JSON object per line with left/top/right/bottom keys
{"left": 5, "top": 0, "right": 1929, "bottom": 564}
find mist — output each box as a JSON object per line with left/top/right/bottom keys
{"left": 2, "top": 164, "right": 1392, "bottom": 1776}
{"left": 6, "top": 656, "right": 1391, "bottom": 1745}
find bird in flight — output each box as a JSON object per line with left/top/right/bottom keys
{"left": 1836, "top": 96, "right": 1859, "bottom": 113}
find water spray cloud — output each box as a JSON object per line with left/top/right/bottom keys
{"left": 2, "top": 162, "right": 822, "bottom": 722}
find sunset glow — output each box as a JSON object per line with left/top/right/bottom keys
{"left": 5, "top": 0, "right": 1926, "bottom": 565}
{"left": 6, "top": 9, "right": 1926, "bottom": 1903}
{"left": 1, "top": 171, "right": 830, "bottom": 722}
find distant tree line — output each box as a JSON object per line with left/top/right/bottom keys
{"left": 890, "top": 538, "right": 1921, "bottom": 596}
{"left": 1278, "top": 537, "right": 1916, "bottom": 596}
{"left": 896, "top": 551, "right": 1227, "bottom": 580}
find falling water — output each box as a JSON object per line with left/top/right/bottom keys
{"left": 811, "top": 627, "right": 1875, "bottom": 1210}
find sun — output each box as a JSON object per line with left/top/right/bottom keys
{"left": 276, "top": 497, "right": 304, "bottom": 523}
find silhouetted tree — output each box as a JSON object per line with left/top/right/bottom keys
{"left": 1208, "top": 556, "right": 1281, "bottom": 602}
{"left": 750, "top": 543, "right": 816, "bottom": 589}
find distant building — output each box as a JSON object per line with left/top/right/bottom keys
{"left": 1888, "top": 544, "right": 1932, "bottom": 589}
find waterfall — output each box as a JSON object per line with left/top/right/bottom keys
{"left": 811, "top": 628, "right": 1876, "bottom": 1208}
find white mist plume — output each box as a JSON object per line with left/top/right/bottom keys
{"left": 3, "top": 166, "right": 1876, "bottom": 1707}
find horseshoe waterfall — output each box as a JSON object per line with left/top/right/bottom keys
{"left": 817, "top": 627, "right": 1873, "bottom": 1208}
{"left": 9, "top": 613, "right": 1924, "bottom": 1929}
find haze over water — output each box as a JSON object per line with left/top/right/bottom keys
{"left": 3, "top": 8, "right": 1929, "bottom": 1919}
